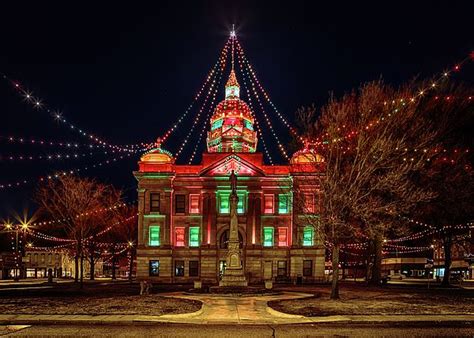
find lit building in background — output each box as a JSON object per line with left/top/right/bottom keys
{"left": 134, "top": 70, "right": 325, "bottom": 284}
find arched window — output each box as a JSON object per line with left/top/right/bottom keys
{"left": 219, "top": 230, "right": 244, "bottom": 249}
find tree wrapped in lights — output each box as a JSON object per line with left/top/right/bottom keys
{"left": 296, "top": 80, "right": 440, "bottom": 298}
{"left": 35, "top": 175, "right": 122, "bottom": 288}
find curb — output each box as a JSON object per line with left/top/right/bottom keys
{"left": 151, "top": 306, "right": 205, "bottom": 320}
{"left": 0, "top": 318, "right": 473, "bottom": 327}
{"left": 1, "top": 313, "right": 473, "bottom": 326}
{"left": 265, "top": 306, "right": 309, "bottom": 320}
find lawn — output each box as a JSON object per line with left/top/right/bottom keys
{"left": 0, "top": 282, "right": 201, "bottom": 316}
{"left": 270, "top": 284, "right": 474, "bottom": 316}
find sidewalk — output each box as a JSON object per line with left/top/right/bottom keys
{"left": 0, "top": 291, "right": 473, "bottom": 325}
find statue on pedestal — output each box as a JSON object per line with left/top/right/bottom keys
{"left": 219, "top": 170, "right": 248, "bottom": 287}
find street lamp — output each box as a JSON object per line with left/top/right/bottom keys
{"left": 1, "top": 219, "right": 31, "bottom": 281}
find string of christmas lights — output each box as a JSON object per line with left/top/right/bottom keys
{"left": 402, "top": 217, "right": 473, "bottom": 230}
{"left": 102, "top": 246, "right": 129, "bottom": 263}
{"left": 315, "top": 53, "right": 474, "bottom": 145}
{"left": 386, "top": 220, "right": 473, "bottom": 243}
{"left": 0, "top": 149, "right": 133, "bottom": 163}
{"left": 384, "top": 243, "right": 432, "bottom": 250}
{"left": 86, "top": 242, "right": 130, "bottom": 248}
{"left": 187, "top": 54, "right": 226, "bottom": 164}
{"left": 383, "top": 248, "right": 431, "bottom": 254}
{"left": 235, "top": 39, "right": 289, "bottom": 161}
{"left": 84, "top": 214, "right": 138, "bottom": 241}
{"left": 28, "top": 230, "right": 76, "bottom": 243}
{"left": 1, "top": 135, "right": 150, "bottom": 154}
{"left": 0, "top": 152, "right": 137, "bottom": 190}
{"left": 161, "top": 38, "right": 232, "bottom": 144}
{"left": 235, "top": 38, "right": 303, "bottom": 143}
{"left": 174, "top": 43, "right": 227, "bottom": 159}
{"left": 237, "top": 42, "right": 290, "bottom": 160}
{"left": 30, "top": 201, "right": 133, "bottom": 227}
{"left": 1, "top": 73, "right": 152, "bottom": 152}
{"left": 343, "top": 243, "right": 368, "bottom": 249}
{"left": 27, "top": 242, "right": 76, "bottom": 251}
{"left": 236, "top": 42, "right": 274, "bottom": 164}
{"left": 26, "top": 213, "right": 137, "bottom": 245}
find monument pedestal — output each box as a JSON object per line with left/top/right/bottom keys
{"left": 220, "top": 267, "right": 248, "bottom": 287}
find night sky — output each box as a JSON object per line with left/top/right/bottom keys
{"left": 0, "top": 1, "right": 473, "bottom": 217}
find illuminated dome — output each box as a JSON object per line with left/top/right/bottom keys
{"left": 140, "top": 138, "right": 174, "bottom": 163}
{"left": 291, "top": 147, "right": 325, "bottom": 164}
{"left": 207, "top": 70, "right": 258, "bottom": 153}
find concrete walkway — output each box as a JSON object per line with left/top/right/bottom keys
{"left": 0, "top": 291, "right": 473, "bottom": 325}
{"left": 158, "top": 291, "right": 312, "bottom": 324}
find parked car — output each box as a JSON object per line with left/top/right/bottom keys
{"left": 387, "top": 273, "right": 405, "bottom": 281}
{"left": 449, "top": 274, "right": 463, "bottom": 283}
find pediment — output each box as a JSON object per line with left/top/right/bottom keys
{"left": 199, "top": 154, "right": 265, "bottom": 177}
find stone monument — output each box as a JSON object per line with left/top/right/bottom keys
{"left": 219, "top": 170, "right": 248, "bottom": 287}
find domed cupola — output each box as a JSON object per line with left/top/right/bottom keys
{"left": 140, "top": 138, "right": 174, "bottom": 164}
{"left": 206, "top": 69, "right": 258, "bottom": 153}
{"left": 290, "top": 140, "right": 325, "bottom": 164}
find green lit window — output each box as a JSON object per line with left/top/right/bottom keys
{"left": 218, "top": 192, "right": 246, "bottom": 214}
{"left": 189, "top": 227, "right": 200, "bottom": 247}
{"left": 211, "top": 119, "right": 223, "bottom": 130}
{"left": 149, "top": 225, "right": 160, "bottom": 246}
{"left": 303, "top": 226, "right": 313, "bottom": 246}
{"left": 219, "top": 194, "right": 230, "bottom": 213}
{"left": 263, "top": 227, "right": 274, "bottom": 247}
{"left": 237, "top": 193, "right": 245, "bottom": 214}
{"left": 278, "top": 194, "right": 290, "bottom": 214}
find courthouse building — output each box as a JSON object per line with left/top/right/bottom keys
{"left": 134, "top": 70, "right": 325, "bottom": 284}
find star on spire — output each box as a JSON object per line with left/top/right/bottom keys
{"left": 230, "top": 24, "right": 236, "bottom": 38}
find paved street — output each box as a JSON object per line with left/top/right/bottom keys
{"left": 2, "top": 324, "right": 473, "bottom": 337}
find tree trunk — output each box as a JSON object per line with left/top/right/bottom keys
{"left": 369, "top": 233, "right": 383, "bottom": 286}
{"left": 111, "top": 246, "right": 117, "bottom": 280}
{"left": 80, "top": 253, "right": 84, "bottom": 289}
{"left": 89, "top": 253, "right": 95, "bottom": 281}
{"left": 441, "top": 234, "right": 453, "bottom": 287}
{"left": 74, "top": 254, "right": 79, "bottom": 283}
{"left": 330, "top": 244, "right": 340, "bottom": 300}
{"left": 365, "top": 239, "right": 373, "bottom": 283}
{"left": 341, "top": 249, "right": 346, "bottom": 280}
{"left": 112, "top": 257, "right": 116, "bottom": 280}
{"left": 128, "top": 249, "right": 134, "bottom": 283}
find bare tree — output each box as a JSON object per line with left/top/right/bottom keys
{"left": 414, "top": 87, "right": 474, "bottom": 286}
{"left": 36, "top": 175, "right": 122, "bottom": 288}
{"left": 296, "top": 81, "right": 439, "bottom": 298}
